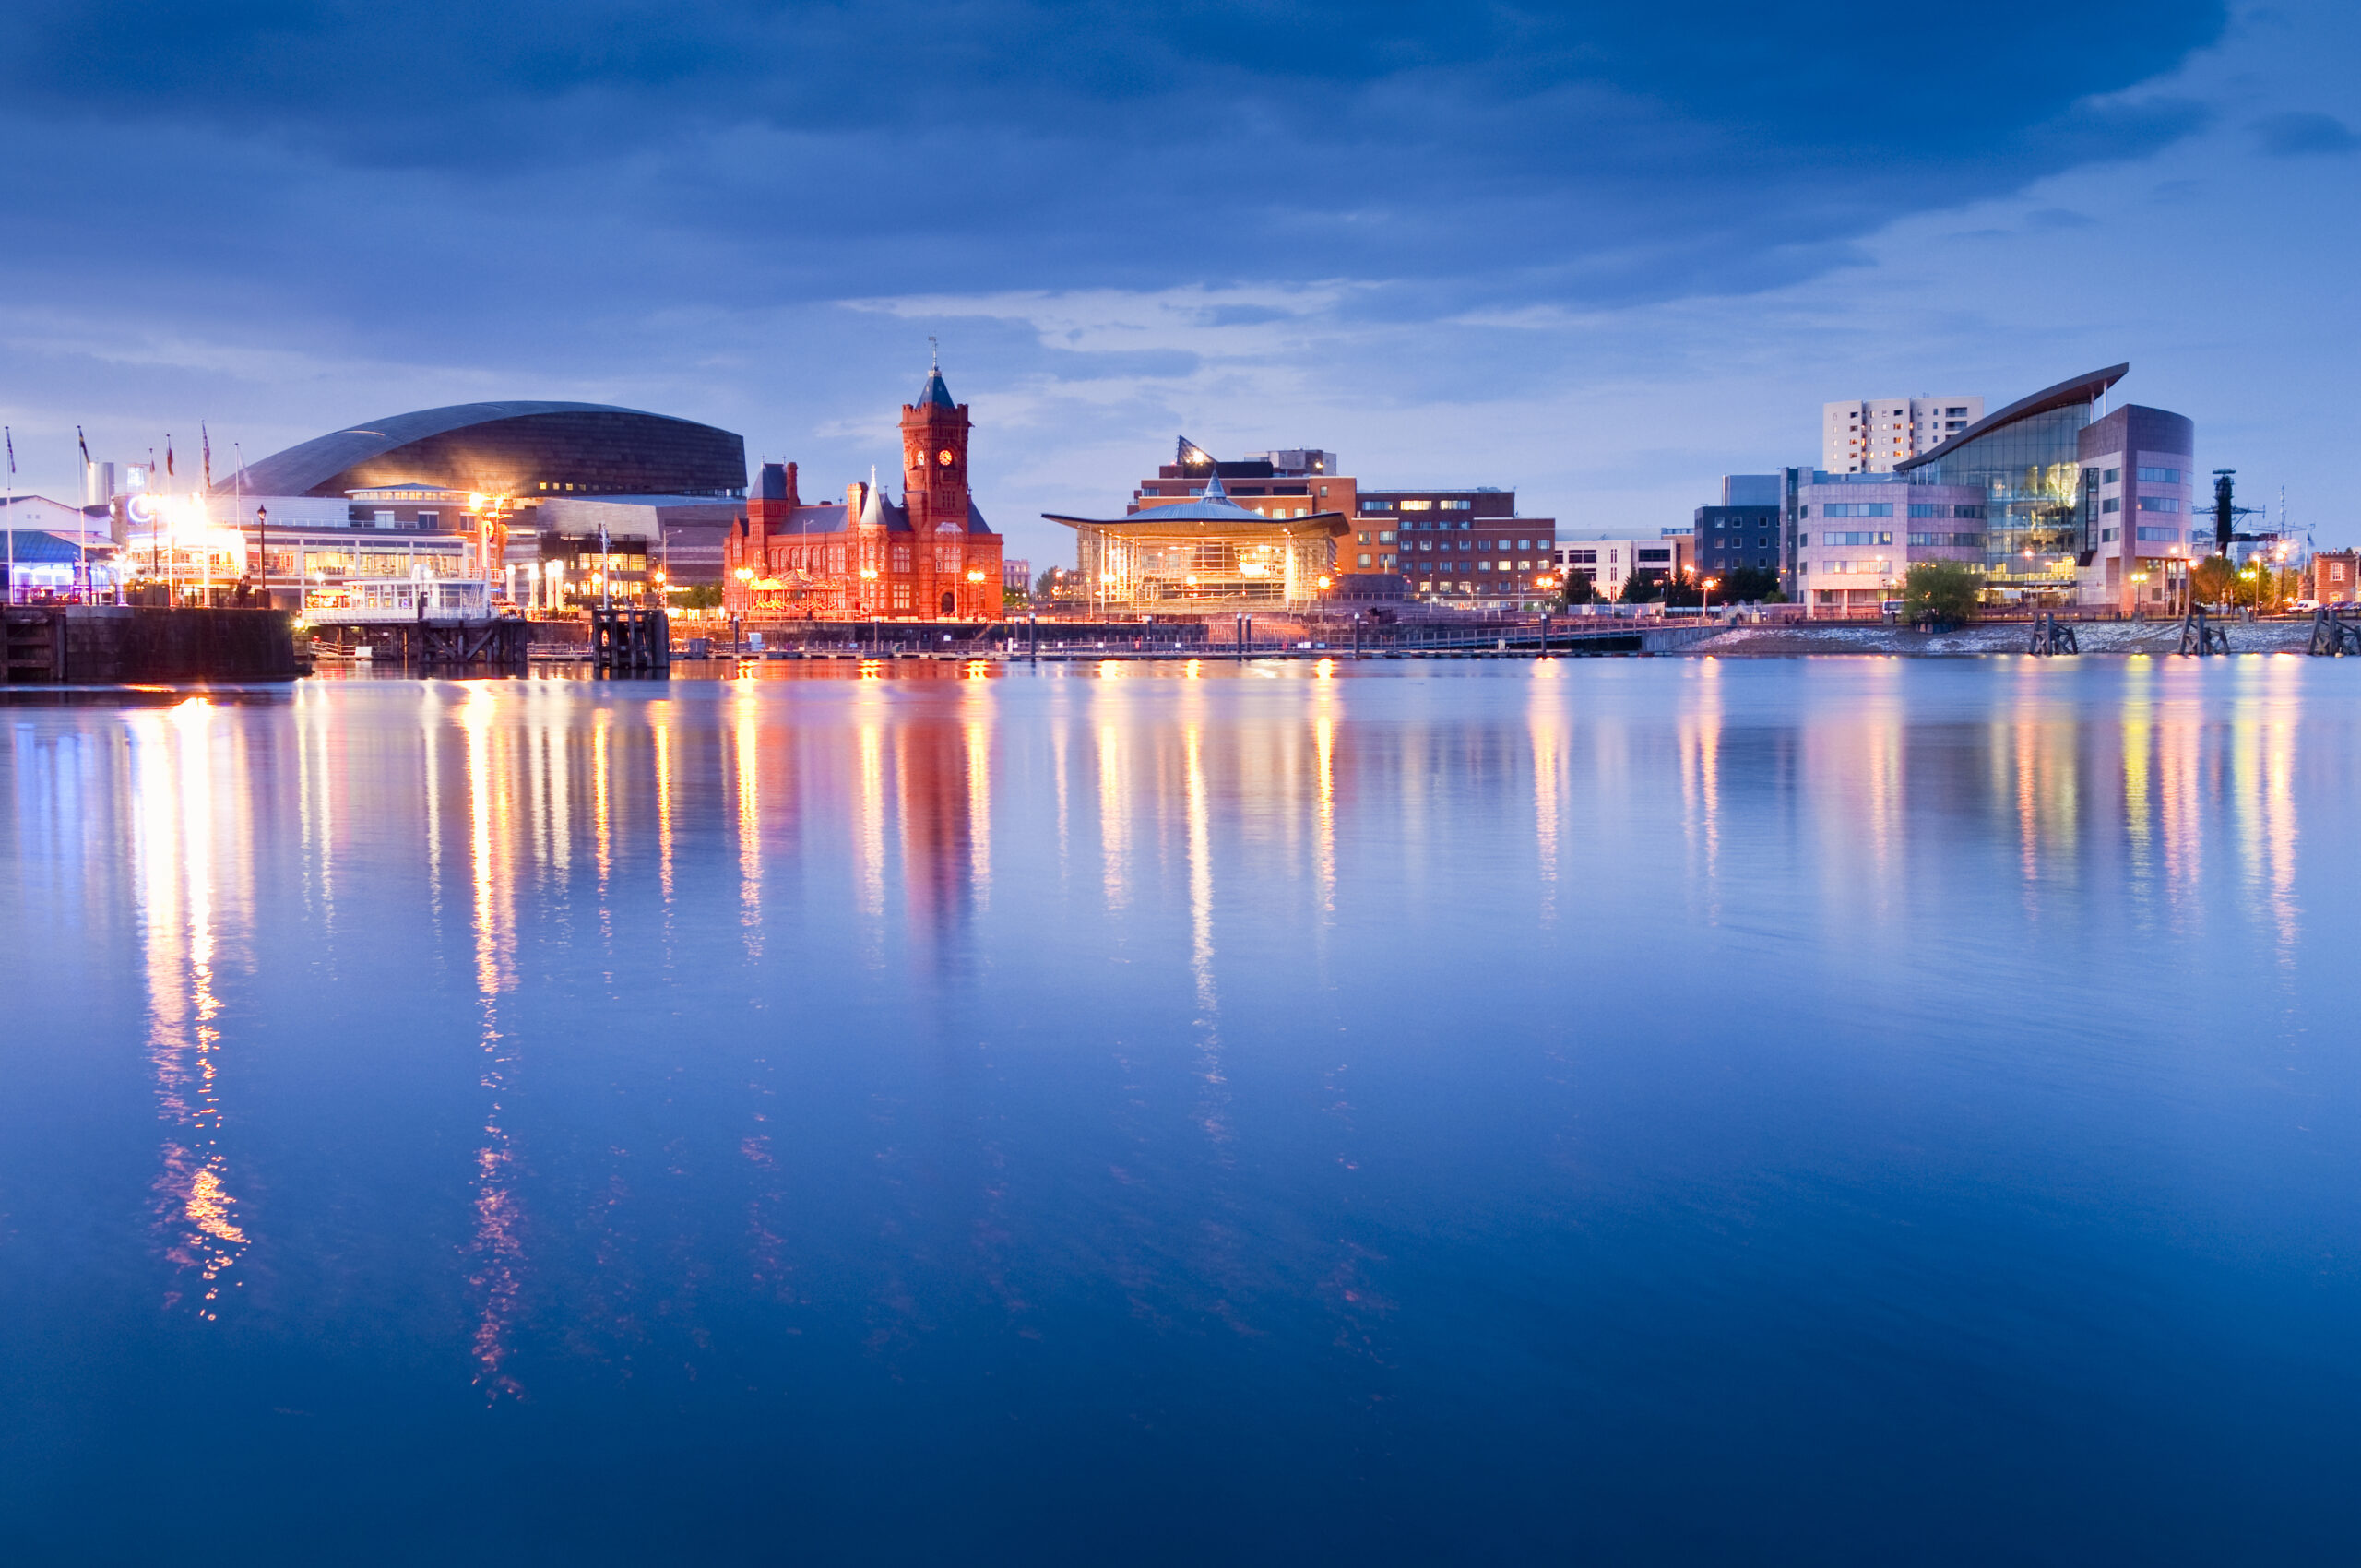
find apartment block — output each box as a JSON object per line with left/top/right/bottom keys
{"left": 1823, "top": 396, "right": 1985, "bottom": 474}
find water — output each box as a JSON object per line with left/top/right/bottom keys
{"left": 3, "top": 659, "right": 2357, "bottom": 1563}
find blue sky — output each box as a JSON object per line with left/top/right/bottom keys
{"left": 1, "top": 1, "right": 2352, "bottom": 563}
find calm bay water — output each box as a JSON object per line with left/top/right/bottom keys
{"left": 3, "top": 658, "right": 2358, "bottom": 1562}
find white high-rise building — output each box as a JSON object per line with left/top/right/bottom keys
{"left": 1822, "top": 396, "right": 1985, "bottom": 474}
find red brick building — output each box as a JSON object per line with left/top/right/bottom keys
{"left": 722, "top": 359, "right": 1004, "bottom": 620}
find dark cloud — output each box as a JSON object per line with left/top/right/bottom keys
{"left": 2251, "top": 110, "right": 2359, "bottom": 155}
{"left": 0, "top": 0, "right": 2225, "bottom": 326}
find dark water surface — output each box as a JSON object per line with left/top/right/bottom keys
{"left": 4, "top": 659, "right": 2357, "bottom": 1563}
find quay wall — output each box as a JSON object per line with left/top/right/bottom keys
{"left": 4, "top": 606, "right": 298, "bottom": 683}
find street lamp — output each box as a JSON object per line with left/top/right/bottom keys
{"left": 255, "top": 505, "right": 268, "bottom": 608}
{"left": 1703, "top": 575, "right": 1719, "bottom": 613}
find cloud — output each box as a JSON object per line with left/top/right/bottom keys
{"left": 2250, "top": 110, "right": 2360, "bottom": 155}
{"left": 0, "top": 1, "right": 2227, "bottom": 328}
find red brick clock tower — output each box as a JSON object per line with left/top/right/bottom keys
{"left": 899, "top": 342, "right": 999, "bottom": 617}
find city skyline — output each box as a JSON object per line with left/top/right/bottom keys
{"left": 0, "top": 3, "right": 2352, "bottom": 569}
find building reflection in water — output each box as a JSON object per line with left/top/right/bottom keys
{"left": 70, "top": 659, "right": 2339, "bottom": 1399}
{"left": 1677, "top": 660, "right": 1722, "bottom": 913}
{"left": 1182, "top": 683, "right": 1230, "bottom": 1147}
{"left": 734, "top": 680, "right": 763, "bottom": 957}
{"left": 131, "top": 697, "right": 254, "bottom": 1319}
{"left": 1096, "top": 673, "right": 1131, "bottom": 914}
{"left": 857, "top": 685, "right": 889, "bottom": 950}
{"left": 460, "top": 683, "right": 525, "bottom": 1397}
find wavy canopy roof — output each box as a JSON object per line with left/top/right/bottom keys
{"left": 220, "top": 400, "right": 746, "bottom": 499}
{"left": 1894, "top": 365, "right": 2129, "bottom": 473}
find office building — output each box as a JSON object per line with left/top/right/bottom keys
{"left": 1692, "top": 474, "right": 1787, "bottom": 592}
{"left": 1551, "top": 533, "right": 1692, "bottom": 600}
{"left": 1823, "top": 396, "right": 1985, "bottom": 474}
{"left": 1793, "top": 472, "right": 1984, "bottom": 615}
{"left": 1127, "top": 440, "right": 1556, "bottom": 603}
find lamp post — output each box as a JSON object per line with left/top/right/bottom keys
{"left": 256, "top": 505, "right": 268, "bottom": 609}
{"left": 1703, "top": 575, "right": 1718, "bottom": 616}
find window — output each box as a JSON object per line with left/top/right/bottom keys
{"left": 1356, "top": 531, "right": 1369, "bottom": 544}
{"left": 2135, "top": 526, "right": 2180, "bottom": 542}
{"left": 1398, "top": 499, "right": 1433, "bottom": 510}
{"left": 1478, "top": 561, "right": 1492, "bottom": 571}
{"left": 2100, "top": 528, "right": 2118, "bottom": 542}
{"left": 891, "top": 582, "right": 912, "bottom": 610}
{"left": 1378, "top": 531, "right": 1394, "bottom": 543}
{"left": 1439, "top": 499, "right": 1471, "bottom": 510}
{"left": 1819, "top": 503, "right": 1894, "bottom": 518}
{"left": 2137, "top": 467, "right": 2182, "bottom": 485}
{"left": 2138, "top": 496, "right": 2180, "bottom": 513}
{"left": 2101, "top": 499, "right": 2120, "bottom": 514}
{"left": 1908, "top": 505, "right": 1940, "bottom": 518}
{"left": 1366, "top": 501, "right": 1393, "bottom": 511}
{"left": 2103, "top": 468, "right": 2121, "bottom": 484}
{"left": 1517, "top": 539, "right": 1531, "bottom": 550}
{"left": 1953, "top": 505, "right": 1981, "bottom": 518}
{"left": 1945, "top": 407, "right": 1967, "bottom": 417}
{"left": 1382, "top": 554, "right": 1396, "bottom": 568}
{"left": 1637, "top": 548, "right": 1671, "bottom": 563}
{"left": 373, "top": 510, "right": 396, "bottom": 528}
{"left": 1570, "top": 549, "right": 1596, "bottom": 564}
{"left": 891, "top": 544, "right": 912, "bottom": 572}
{"left": 1821, "top": 531, "right": 1892, "bottom": 546}
{"left": 417, "top": 511, "right": 440, "bottom": 529}
{"left": 1358, "top": 552, "right": 1371, "bottom": 567}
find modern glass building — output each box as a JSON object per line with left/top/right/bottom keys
{"left": 1893, "top": 365, "right": 2136, "bottom": 600}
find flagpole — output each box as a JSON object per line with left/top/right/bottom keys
{"left": 5, "top": 425, "right": 15, "bottom": 608}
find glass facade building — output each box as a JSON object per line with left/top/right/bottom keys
{"left": 1898, "top": 371, "right": 2126, "bottom": 599}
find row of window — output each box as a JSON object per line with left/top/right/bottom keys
{"left": 2140, "top": 496, "right": 2180, "bottom": 513}
{"left": 1815, "top": 503, "right": 1892, "bottom": 518}
{"left": 1363, "top": 499, "right": 1475, "bottom": 511}
{"left": 1820, "top": 531, "right": 1893, "bottom": 546}
{"left": 1906, "top": 532, "right": 1983, "bottom": 547}
{"left": 2138, "top": 467, "right": 2183, "bottom": 485}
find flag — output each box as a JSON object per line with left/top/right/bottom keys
{"left": 77, "top": 426, "right": 89, "bottom": 467}
{"left": 166, "top": 435, "right": 174, "bottom": 478}
{"left": 5, "top": 427, "right": 13, "bottom": 477}
{"left": 202, "top": 423, "right": 212, "bottom": 490}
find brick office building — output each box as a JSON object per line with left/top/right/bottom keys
{"left": 722, "top": 357, "right": 1004, "bottom": 620}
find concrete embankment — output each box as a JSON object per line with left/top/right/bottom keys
{"left": 2, "top": 606, "right": 298, "bottom": 683}
{"left": 1683, "top": 621, "right": 2318, "bottom": 658}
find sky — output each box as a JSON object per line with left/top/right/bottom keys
{"left": 0, "top": 1, "right": 2354, "bottom": 564}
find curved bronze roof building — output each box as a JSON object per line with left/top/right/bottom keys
{"left": 222, "top": 401, "right": 745, "bottom": 499}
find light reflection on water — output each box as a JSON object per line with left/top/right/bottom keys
{"left": 3, "top": 658, "right": 2358, "bottom": 1562}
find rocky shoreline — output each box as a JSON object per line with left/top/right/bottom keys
{"left": 1681, "top": 619, "right": 2318, "bottom": 657}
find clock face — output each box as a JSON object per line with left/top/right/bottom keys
{"left": 937, "top": 448, "right": 955, "bottom": 467}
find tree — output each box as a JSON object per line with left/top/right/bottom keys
{"left": 1901, "top": 561, "right": 1981, "bottom": 625}
{"left": 668, "top": 582, "right": 724, "bottom": 609}
{"left": 1558, "top": 571, "right": 1594, "bottom": 606}
{"left": 1661, "top": 573, "right": 1703, "bottom": 608}
{"left": 1722, "top": 565, "right": 1783, "bottom": 603}
{"left": 1619, "top": 570, "right": 1662, "bottom": 604}
{"left": 2190, "top": 555, "right": 2234, "bottom": 609}
{"left": 1033, "top": 565, "right": 1066, "bottom": 600}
